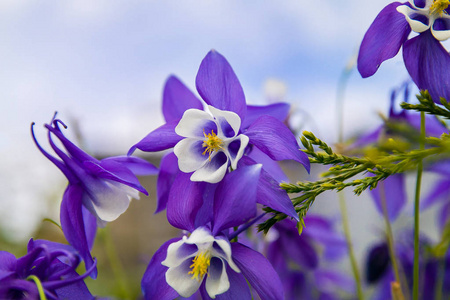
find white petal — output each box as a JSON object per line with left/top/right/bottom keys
{"left": 83, "top": 179, "right": 132, "bottom": 223}
{"left": 174, "top": 138, "right": 209, "bottom": 172}
{"left": 397, "top": 5, "right": 430, "bottom": 33}
{"left": 208, "top": 105, "right": 241, "bottom": 138}
{"left": 176, "top": 109, "right": 216, "bottom": 138}
{"left": 225, "top": 134, "right": 249, "bottom": 170}
{"left": 162, "top": 239, "right": 196, "bottom": 268}
{"left": 213, "top": 238, "right": 240, "bottom": 273}
{"left": 165, "top": 259, "right": 203, "bottom": 298}
{"left": 205, "top": 258, "right": 230, "bottom": 298}
{"left": 431, "top": 15, "right": 450, "bottom": 41}
{"left": 185, "top": 227, "right": 215, "bottom": 245}
{"left": 190, "top": 153, "right": 229, "bottom": 183}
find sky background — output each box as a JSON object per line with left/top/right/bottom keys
{"left": 1, "top": 0, "right": 440, "bottom": 265}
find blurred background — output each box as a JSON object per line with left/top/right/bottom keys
{"left": 0, "top": 0, "right": 445, "bottom": 297}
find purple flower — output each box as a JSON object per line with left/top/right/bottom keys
{"left": 141, "top": 164, "right": 284, "bottom": 299}
{"left": 129, "top": 50, "right": 309, "bottom": 219}
{"left": 358, "top": 1, "right": 450, "bottom": 103}
{"left": 264, "top": 216, "right": 353, "bottom": 300}
{"left": 0, "top": 239, "right": 96, "bottom": 299}
{"left": 31, "top": 114, "right": 158, "bottom": 277}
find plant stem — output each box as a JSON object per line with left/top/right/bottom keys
{"left": 379, "top": 183, "right": 404, "bottom": 300}
{"left": 413, "top": 111, "right": 425, "bottom": 300}
{"left": 339, "top": 192, "right": 364, "bottom": 300}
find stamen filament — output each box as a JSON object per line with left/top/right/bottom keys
{"left": 188, "top": 251, "right": 211, "bottom": 281}
{"left": 202, "top": 130, "right": 223, "bottom": 161}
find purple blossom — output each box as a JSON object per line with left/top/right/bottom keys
{"left": 357, "top": 1, "right": 450, "bottom": 103}
{"left": 0, "top": 239, "right": 95, "bottom": 299}
{"left": 141, "top": 164, "right": 284, "bottom": 300}
{"left": 31, "top": 114, "right": 158, "bottom": 277}
{"left": 129, "top": 50, "right": 309, "bottom": 220}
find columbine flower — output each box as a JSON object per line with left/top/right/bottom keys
{"left": 129, "top": 49, "right": 309, "bottom": 219}
{"left": 174, "top": 105, "right": 249, "bottom": 183}
{"left": 31, "top": 114, "right": 158, "bottom": 276}
{"left": 357, "top": 0, "right": 450, "bottom": 103}
{"left": 142, "top": 164, "right": 284, "bottom": 300}
{"left": 0, "top": 239, "right": 96, "bottom": 300}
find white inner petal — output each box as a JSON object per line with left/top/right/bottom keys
{"left": 205, "top": 258, "right": 230, "bottom": 299}
{"left": 165, "top": 259, "right": 203, "bottom": 298}
{"left": 176, "top": 109, "right": 215, "bottom": 138}
{"left": 190, "top": 154, "right": 229, "bottom": 183}
{"left": 162, "top": 239, "right": 193, "bottom": 268}
{"left": 208, "top": 105, "right": 241, "bottom": 138}
{"left": 174, "top": 138, "right": 209, "bottom": 172}
{"left": 213, "top": 238, "right": 240, "bottom": 273}
{"left": 397, "top": 5, "right": 430, "bottom": 33}
{"left": 226, "top": 134, "right": 249, "bottom": 170}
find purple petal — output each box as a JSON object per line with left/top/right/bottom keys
{"left": 85, "top": 159, "right": 147, "bottom": 194}
{"left": 166, "top": 172, "right": 207, "bottom": 231}
{"left": 247, "top": 147, "right": 288, "bottom": 182}
{"left": 82, "top": 207, "right": 97, "bottom": 250}
{"left": 212, "top": 165, "right": 261, "bottom": 235}
{"left": 129, "top": 120, "right": 183, "bottom": 154}
{"left": 350, "top": 125, "right": 384, "bottom": 149}
{"left": 215, "top": 266, "right": 251, "bottom": 300}
{"left": 314, "top": 269, "right": 355, "bottom": 294}
{"left": 245, "top": 115, "right": 310, "bottom": 171}
{"left": 60, "top": 184, "right": 97, "bottom": 279}
{"left": 0, "top": 252, "right": 16, "bottom": 281}
{"left": 55, "top": 279, "right": 95, "bottom": 300}
{"left": 102, "top": 155, "right": 158, "bottom": 176}
{"left": 421, "top": 179, "right": 450, "bottom": 210}
{"left": 406, "top": 112, "right": 448, "bottom": 137}
{"left": 242, "top": 103, "right": 290, "bottom": 130}
{"left": 239, "top": 156, "right": 298, "bottom": 220}
{"left": 231, "top": 243, "right": 284, "bottom": 300}
{"left": 141, "top": 238, "right": 180, "bottom": 300}
{"left": 357, "top": 2, "right": 411, "bottom": 78}
{"left": 278, "top": 224, "right": 318, "bottom": 269}
{"left": 156, "top": 152, "right": 179, "bottom": 213}
{"left": 163, "top": 75, "right": 203, "bottom": 123}
{"left": 403, "top": 30, "right": 450, "bottom": 103}
{"left": 438, "top": 201, "right": 450, "bottom": 232}
{"left": 370, "top": 174, "right": 406, "bottom": 221}
{"left": 196, "top": 50, "right": 247, "bottom": 120}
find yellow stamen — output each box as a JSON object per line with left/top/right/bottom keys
{"left": 430, "top": 0, "right": 449, "bottom": 16}
{"left": 202, "top": 130, "right": 223, "bottom": 161}
{"left": 188, "top": 251, "right": 211, "bottom": 281}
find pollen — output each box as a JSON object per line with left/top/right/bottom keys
{"left": 202, "top": 130, "right": 223, "bottom": 160}
{"left": 188, "top": 251, "right": 211, "bottom": 281}
{"left": 430, "top": 0, "right": 449, "bottom": 16}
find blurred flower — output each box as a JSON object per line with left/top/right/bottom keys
{"left": 31, "top": 114, "right": 158, "bottom": 277}
{"left": 365, "top": 232, "right": 450, "bottom": 299}
{"left": 0, "top": 239, "right": 95, "bottom": 300}
{"left": 141, "top": 164, "right": 284, "bottom": 300}
{"left": 130, "top": 49, "right": 309, "bottom": 219}
{"left": 357, "top": 1, "right": 450, "bottom": 103}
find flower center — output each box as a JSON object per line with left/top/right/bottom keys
{"left": 430, "top": 0, "right": 449, "bottom": 16}
{"left": 202, "top": 130, "right": 223, "bottom": 160}
{"left": 188, "top": 251, "right": 211, "bottom": 281}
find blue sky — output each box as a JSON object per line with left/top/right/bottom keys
{"left": 1, "top": 0, "right": 416, "bottom": 244}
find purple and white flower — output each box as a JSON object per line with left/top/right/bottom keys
{"left": 357, "top": 0, "right": 450, "bottom": 103}
{"left": 32, "top": 114, "right": 158, "bottom": 277}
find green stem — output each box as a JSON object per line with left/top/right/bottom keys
{"left": 339, "top": 192, "right": 364, "bottom": 300}
{"left": 413, "top": 111, "right": 425, "bottom": 300}
{"left": 103, "top": 226, "right": 131, "bottom": 300}
{"left": 379, "top": 183, "right": 405, "bottom": 299}
{"left": 27, "top": 275, "right": 47, "bottom": 300}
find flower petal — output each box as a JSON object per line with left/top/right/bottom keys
{"left": 101, "top": 155, "right": 158, "bottom": 176}
{"left": 227, "top": 134, "right": 249, "bottom": 170}
{"left": 163, "top": 75, "right": 203, "bottom": 123}
{"left": 142, "top": 238, "right": 180, "bottom": 300}
{"left": 421, "top": 179, "right": 450, "bottom": 210}
{"left": 0, "top": 252, "right": 16, "bottom": 281}
{"left": 174, "top": 138, "right": 209, "bottom": 173}
{"left": 60, "top": 184, "right": 97, "bottom": 279}
{"left": 212, "top": 165, "right": 261, "bottom": 234}
{"left": 245, "top": 115, "right": 310, "bottom": 171}
{"left": 242, "top": 103, "right": 290, "bottom": 130}
{"left": 238, "top": 156, "right": 298, "bottom": 219}
{"left": 129, "top": 120, "right": 183, "bottom": 154}
{"left": 403, "top": 30, "right": 450, "bottom": 103}
{"left": 190, "top": 151, "right": 229, "bottom": 183}
{"left": 175, "top": 109, "right": 217, "bottom": 138}
{"left": 156, "top": 152, "right": 179, "bottom": 213}
{"left": 215, "top": 267, "right": 251, "bottom": 300}
{"left": 357, "top": 2, "right": 411, "bottom": 78}
{"left": 166, "top": 172, "right": 206, "bottom": 231}
{"left": 205, "top": 258, "right": 230, "bottom": 298}
{"left": 231, "top": 243, "right": 284, "bottom": 300}
{"left": 196, "top": 50, "right": 247, "bottom": 120}
{"left": 431, "top": 15, "right": 450, "bottom": 40}
{"left": 166, "top": 258, "right": 203, "bottom": 297}
{"left": 370, "top": 174, "right": 407, "bottom": 221}
{"left": 208, "top": 105, "right": 241, "bottom": 138}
